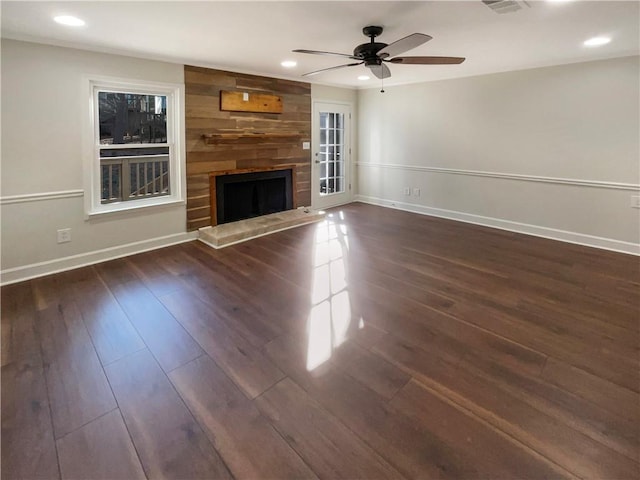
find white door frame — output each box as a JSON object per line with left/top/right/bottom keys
{"left": 311, "top": 100, "right": 353, "bottom": 210}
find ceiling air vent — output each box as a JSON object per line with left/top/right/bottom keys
{"left": 482, "top": 0, "right": 530, "bottom": 14}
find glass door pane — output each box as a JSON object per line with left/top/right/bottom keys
{"left": 318, "top": 111, "right": 345, "bottom": 196}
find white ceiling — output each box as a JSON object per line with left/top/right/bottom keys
{"left": 2, "top": 1, "right": 638, "bottom": 88}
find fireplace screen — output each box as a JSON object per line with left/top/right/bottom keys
{"left": 216, "top": 169, "right": 293, "bottom": 224}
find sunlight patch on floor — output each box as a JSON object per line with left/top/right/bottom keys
{"left": 306, "top": 212, "right": 358, "bottom": 371}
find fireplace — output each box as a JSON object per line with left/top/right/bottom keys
{"left": 210, "top": 166, "right": 296, "bottom": 225}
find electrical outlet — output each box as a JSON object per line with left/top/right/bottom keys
{"left": 631, "top": 195, "right": 640, "bottom": 208}
{"left": 57, "top": 228, "right": 71, "bottom": 244}
{"left": 413, "top": 188, "right": 421, "bottom": 197}
{"left": 404, "top": 187, "right": 411, "bottom": 195}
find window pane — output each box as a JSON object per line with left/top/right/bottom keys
{"left": 162, "top": 161, "right": 170, "bottom": 192}
{"left": 101, "top": 163, "right": 121, "bottom": 203}
{"left": 320, "top": 112, "right": 328, "bottom": 129}
{"left": 98, "top": 92, "right": 167, "bottom": 145}
{"left": 130, "top": 164, "right": 138, "bottom": 194}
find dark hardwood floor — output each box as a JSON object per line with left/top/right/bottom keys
{"left": 2, "top": 202, "right": 639, "bottom": 479}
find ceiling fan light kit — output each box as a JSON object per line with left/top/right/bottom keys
{"left": 293, "top": 25, "right": 465, "bottom": 88}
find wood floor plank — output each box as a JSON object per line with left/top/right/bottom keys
{"left": 126, "top": 249, "right": 185, "bottom": 297}
{"left": 541, "top": 357, "right": 640, "bottom": 422}
{"left": 57, "top": 409, "right": 146, "bottom": 480}
{"left": 330, "top": 340, "right": 410, "bottom": 400}
{"left": 255, "top": 377, "right": 403, "bottom": 479}
{"left": 350, "top": 285, "right": 545, "bottom": 383}
{"left": 31, "top": 268, "right": 93, "bottom": 312}
{"left": 188, "top": 241, "right": 312, "bottom": 336}
{"left": 36, "top": 302, "right": 117, "bottom": 438}
{"left": 354, "top": 244, "right": 636, "bottom": 354}
{"left": 104, "top": 349, "right": 232, "bottom": 479}
{"left": 160, "top": 288, "right": 285, "bottom": 398}
{"left": 169, "top": 355, "right": 318, "bottom": 479}
{"left": 391, "top": 379, "right": 576, "bottom": 479}
{"left": 231, "top": 238, "right": 314, "bottom": 291}
{"left": 160, "top": 247, "right": 283, "bottom": 347}
{"left": 182, "top": 242, "right": 295, "bottom": 341}
{"left": 264, "top": 333, "right": 568, "bottom": 479}
{"left": 1, "top": 357, "right": 59, "bottom": 479}
{"left": 355, "top": 267, "right": 637, "bottom": 392}
{"left": 1, "top": 282, "right": 41, "bottom": 367}
{"left": 110, "top": 281, "right": 203, "bottom": 372}
{"left": 95, "top": 258, "right": 140, "bottom": 288}
{"left": 374, "top": 333, "right": 640, "bottom": 480}
{"left": 69, "top": 269, "right": 146, "bottom": 366}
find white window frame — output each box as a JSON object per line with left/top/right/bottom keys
{"left": 83, "top": 76, "right": 185, "bottom": 217}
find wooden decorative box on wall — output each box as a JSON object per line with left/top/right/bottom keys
{"left": 220, "top": 91, "right": 283, "bottom": 114}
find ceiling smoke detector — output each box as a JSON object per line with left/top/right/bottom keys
{"left": 482, "top": 0, "right": 531, "bottom": 14}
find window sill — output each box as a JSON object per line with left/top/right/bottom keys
{"left": 86, "top": 196, "right": 185, "bottom": 219}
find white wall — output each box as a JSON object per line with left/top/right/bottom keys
{"left": 1, "top": 40, "right": 190, "bottom": 283}
{"left": 357, "top": 56, "right": 640, "bottom": 253}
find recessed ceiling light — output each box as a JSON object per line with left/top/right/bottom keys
{"left": 54, "top": 15, "right": 85, "bottom": 27}
{"left": 358, "top": 75, "right": 370, "bottom": 81}
{"left": 281, "top": 60, "right": 297, "bottom": 68}
{"left": 584, "top": 36, "right": 611, "bottom": 47}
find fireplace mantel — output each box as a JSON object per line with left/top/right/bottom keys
{"left": 209, "top": 165, "right": 298, "bottom": 226}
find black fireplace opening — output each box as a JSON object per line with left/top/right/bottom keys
{"left": 216, "top": 169, "right": 293, "bottom": 225}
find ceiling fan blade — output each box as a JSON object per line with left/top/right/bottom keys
{"left": 367, "top": 63, "right": 391, "bottom": 79}
{"left": 302, "top": 62, "right": 363, "bottom": 77}
{"left": 377, "top": 33, "right": 432, "bottom": 58}
{"left": 293, "top": 49, "right": 361, "bottom": 60}
{"left": 389, "top": 56, "right": 466, "bottom": 65}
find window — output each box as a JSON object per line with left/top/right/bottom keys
{"left": 86, "top": 77, "right": 184, "bottom": 216}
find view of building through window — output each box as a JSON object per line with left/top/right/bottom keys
{"left": 98, "top": 92, "right": 167, "bottom": 144}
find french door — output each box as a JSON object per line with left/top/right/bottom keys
{"left": 312, "top": 102, "right": 352, "bottom": 210}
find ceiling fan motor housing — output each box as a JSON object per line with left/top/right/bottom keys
{"left": 354, "top": 42, "right": 387, "bottom": 64}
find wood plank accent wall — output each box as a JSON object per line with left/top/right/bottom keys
{"left": 185, "top": 65, "right": 311, "bottom": 231}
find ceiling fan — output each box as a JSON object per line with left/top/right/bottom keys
{"left": 293, "top": 25, "right": 465, "bottom": 79}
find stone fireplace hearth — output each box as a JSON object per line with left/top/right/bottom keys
{"left": 198, "top": 208, "right": 325, "bottom": 248}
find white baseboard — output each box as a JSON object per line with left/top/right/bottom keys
{"left": 1, "top": 231, "right": 199, "bottom": 286}
{"left": 355, "top": 195, "right": 640, "bottom": 256}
